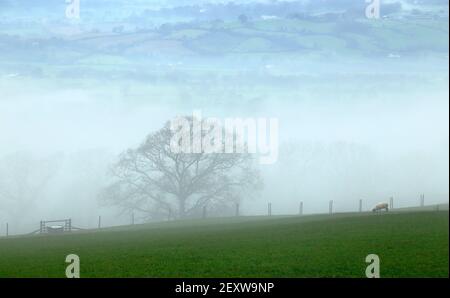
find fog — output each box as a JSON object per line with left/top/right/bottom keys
{"left": 0, "top": 0, "right": 448, "bottom": 235}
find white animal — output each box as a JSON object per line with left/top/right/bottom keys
{"left": 372, "top": 202, "right": 389, "bottom": 212}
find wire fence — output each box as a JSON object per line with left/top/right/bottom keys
{"left": 1, "top": 194, "right": 448, "bottom": 238}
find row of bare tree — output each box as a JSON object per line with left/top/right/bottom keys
{"left": 2, "top": 116, "right": 440, "bottom": 225}
{"left": 0, "top": 118, "right": 263, "bottom": 223}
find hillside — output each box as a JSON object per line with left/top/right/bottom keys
{"left": 0, "top": 210, "right": 448, "bottom": 277}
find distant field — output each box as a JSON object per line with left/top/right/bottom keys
{"left": 0, "top": 210, "right": 448, "bottom": 278}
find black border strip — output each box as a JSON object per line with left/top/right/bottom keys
{"left": 0, "top": 278, "right": 448, "bottom": 297}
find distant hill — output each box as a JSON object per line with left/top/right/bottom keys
{"left": 0, "top": 0, "right": 447, "bottom": 80}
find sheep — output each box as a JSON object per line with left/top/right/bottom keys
{"left": 372, "top": 202, "right": 389, "bottom": 212}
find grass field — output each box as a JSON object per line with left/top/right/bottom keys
{"left": 0, "top": 210, "right": 448, "bottom": 278}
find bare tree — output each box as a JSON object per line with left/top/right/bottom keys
{"left": 0, "top": 152, "right": 59, "bottom": 219}
{"left": 100, "top": 119, "right": 262, "bottom": 220}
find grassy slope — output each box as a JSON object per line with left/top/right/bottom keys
{"left": 0, "top": 211, "right": 448, "bottom": 278}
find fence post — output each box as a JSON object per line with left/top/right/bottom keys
{"left": 420, "top": 194, "right": 425, "bottom": 207}
{"left": 98, "top": 216, "right": 102, "bottom": 229}
{"left": 390, "top": 197, "right": 394, "bottom": 210}
{"left": 202, "top": 206, "right": 207, "bottom": 219}
{"left": 6, "top": 223, "right": 8, "bottom": 237}
{"left": 235, "top": 203, "right": 240, "bottom": 217}
{"left": 168, "top": 208, "right": 171, "bottom": 221}
{"left": 268, "top": 203, "right": 272, "bottom": 216}
{"left": 359, "top": 199, "right": 363, "bottom": 213}
{"left": 299, "top": 202, "right": 303, "bottom": 216}
{"left": 329, "top": 200, "right": 333, "bottom": 215}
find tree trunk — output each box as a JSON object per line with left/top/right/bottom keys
{"left": 178, "top": 197, "right": 186, "bottom": 218}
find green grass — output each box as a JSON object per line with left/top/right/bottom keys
{"left": 0, "top": 211, "right": 448, "bottom": 278}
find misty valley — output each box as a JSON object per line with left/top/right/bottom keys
{"left": 0, "top": 0, "right": 448, "bottom": 282}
